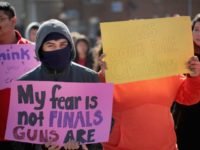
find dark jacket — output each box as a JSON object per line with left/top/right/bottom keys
{"left": 20, "top": 62, "right": 99, "bottom": 82}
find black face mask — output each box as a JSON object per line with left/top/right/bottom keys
{"left": 41, "top": 46, "right": 71, "bottom": 72}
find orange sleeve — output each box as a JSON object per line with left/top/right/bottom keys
{"left": 175, "top": 75, "right": 200, "bottom": 105}
{"left": 0, "top": 88, "right": 11, "bottom": 140}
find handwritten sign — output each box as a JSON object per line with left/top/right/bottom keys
{"left": 5, "top": 81, "right": 113, "bottom": 145}
{"left": 0, "top": 44, "right": 40, "bottom": 90}
{"left": 100, "top": 16, "right": 194, "bottom": 83}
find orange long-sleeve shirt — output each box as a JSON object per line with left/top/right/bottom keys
{"left": 103, "top": 75, "right": 200, "bottom": 150}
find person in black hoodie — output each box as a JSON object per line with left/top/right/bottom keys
{"left": 17, "top": 19, "right": 100, "bottom": 150}
{"left": 173, "top": 13, "right": 200, "bottom": 150}
{"left": 21, "top": 19, "right": 98, "bottom": 83}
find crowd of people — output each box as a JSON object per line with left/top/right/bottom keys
{"left": 0, "top": 2, "right": 200, "bottom": 150}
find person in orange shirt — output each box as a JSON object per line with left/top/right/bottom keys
{"left": 99, "top": 45, "right": 200, "bottom": 149}
{"left": 173, "top": 13, "right": 200, "bottom": 150}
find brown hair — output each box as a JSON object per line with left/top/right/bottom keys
{"left": 192, "top": 13, "right": 200, "bottom": 31}
{"left": 93, "top": 42, "right": 103, "bottom": 72}
{"left": 192, "top": 14, "right": 200, "bottom": 56}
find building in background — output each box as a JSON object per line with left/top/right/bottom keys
{"left": 3, "top": 0, "right": 200, "bottom": 39}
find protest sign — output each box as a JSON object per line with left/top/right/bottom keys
{"left": 100, "top": 16, "right": 194, "bottom": 83}
{"left": 0, "top": 44, "right": 39, "bottom": 89}
{"left": 0, "top": 44, "right": 39, "bottom": 141}
{"left": 5, "top": 81, "right": 113, "bottom": 145}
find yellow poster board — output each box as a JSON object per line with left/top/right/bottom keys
{"left": 100, "top": 16, "right": 194, "bottom": 84}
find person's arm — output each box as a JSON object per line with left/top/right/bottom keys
{"left": 175, "top": 56, "right": 200, "bottom": 105}
{"left": 175, "top": 75, "right": 200, "bottom": 105}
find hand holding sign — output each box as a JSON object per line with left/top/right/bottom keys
{"left": 63, "top": 140, "right": 80, "bottom": 150}
{"left": 45, "top": 141, "right": 88, "bottom": 150}
{"left": 187, "top": 56, "right": 200, "bottom": 77}
{"left": 45, "top": 143, "right": 62, "bottom": 150}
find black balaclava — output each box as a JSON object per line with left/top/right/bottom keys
{"left": 40, "top": 32, "right": 71, "bottom": 72}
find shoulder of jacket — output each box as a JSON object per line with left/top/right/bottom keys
{"left": 19, "top": 65, "right": 41, "bottom": 80}
{"left": 71, "top": 62, "right": 97, "bottom": 75}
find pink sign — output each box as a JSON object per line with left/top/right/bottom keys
{"left": 0, "top": 44, "right": 40, "bottom": 90}
{"left": 6, "top": 81, "right": 113, "bottom": 146}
